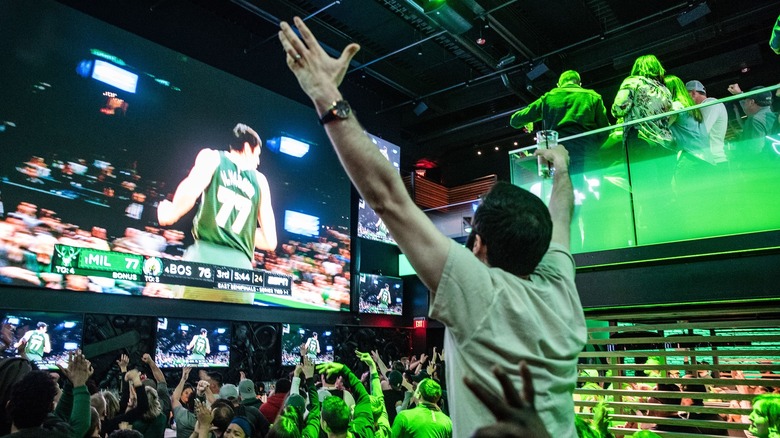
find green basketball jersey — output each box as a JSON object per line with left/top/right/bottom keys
{"left": 192, "top": 151, "right": 261, "bottom": 261}
{"left": 193, "top": 335, "right": 208, "bottom": 356}
{"left": 307, "top": 339, "right": 318, "bottom": 355}
{"left": 379, "top": 289, "right": 390, "bottom": 306}
{"left": 26, "top": 331, "right": 46, "bottom": 357}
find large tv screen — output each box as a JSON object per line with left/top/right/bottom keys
{"left": 0, "top": 0, "right": 350, "bottom": 311}
{"left": 155, "top": 317, "right": 231, "bottom": 368}
{"left": 1, "top": 310, "right": 83, "bottom": 370}
{"left": 356, "top": 134, "right": 401, "bottom": 245}
{"left": 358, "top": 273, "right": 403, "bottom": 315}
{"left": 280, "top": 323, "right": 335, "bottom": 366}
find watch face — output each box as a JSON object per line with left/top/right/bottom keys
{"left": 333, "top": 101, "right": 350, "bottom": 118}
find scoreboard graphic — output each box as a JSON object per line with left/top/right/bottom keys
{"left": 51, "top": 244, "right": 292, "bottom": 296}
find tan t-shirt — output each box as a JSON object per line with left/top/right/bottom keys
{"left": 430, "top": 240, "right": 586, "bottom": 437}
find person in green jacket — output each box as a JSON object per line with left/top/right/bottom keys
{"left": 317, "top": 361, "right": 375, "bottom": 438}
{"left": 53, "top": 350, "right": 94, "bottom": 438}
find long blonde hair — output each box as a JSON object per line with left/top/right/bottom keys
{"left": 143, "top": 386, "right": 162, "bottom": 421}
{"left": 664, "top": 75, "right": 703, "bottom": 123}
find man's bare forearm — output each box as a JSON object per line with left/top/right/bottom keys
{"left": 549, "top": 168, "right": 574, "bottom": 225}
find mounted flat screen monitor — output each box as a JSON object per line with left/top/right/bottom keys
{"left": 356, "top": 134, "right": 401, "bottom": 245}
{"left": 0, "top": 0, "right": 351, "bottom": 311}
{"left": 358, "top": 273, "right": 403, "bottom": 315}
{"left": 1, "top": 310, "right": 83, "bottom": 370}
{"left": 155, "top": 317, "right": 231, "bottom": 368}
{"left": 281, "top": 323, "right": 335, "bottom": 366}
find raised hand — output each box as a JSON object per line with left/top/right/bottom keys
{"left": 534, "top": 144, "right": 570, "bottom": 175}
{"left": 117, "top": 353, "right": 130, "bottom": 372}
{"left": 196, "top": 379, "right": 209, "bottom": 396}
{"left": 301, "top": 355, "right": 315, "bottom": 379}
{"left": 194, "top": 399, "right": 213, "bottom": 430}
{"left": 182, "top": 366, "right": 192, "bottom": 381}
{"left": 356, "top": 350, "right": 376, "bottom": 373}
{"left": 316, "top": 362, "right": 345, "bottom": 379}
{"left": 278, "top": 17, "right": 361, "bottom": 102}
{"left": 464, "top": 361, "right": 551, "bottom": 438}
{"left": 60, "top": 350, "right": 94, "bottom": 387}
{"left": 401, "top": 374, "right": 414, "bottom": 392}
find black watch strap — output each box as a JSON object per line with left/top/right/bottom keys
{"left": 319, "top": 100, "right": 351, "bottom": 125}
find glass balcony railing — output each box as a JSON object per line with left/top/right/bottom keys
{"left": 510, "top": 84, "right": 780, "bottom": 254}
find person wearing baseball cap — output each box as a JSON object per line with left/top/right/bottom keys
{"left": 728, "top": 83, "right": 779, "bottom": 156}
{"left": 686, "top": 79, "right": 728, "bottom": 164}
{"left": 219, "top": 383, "right": 239, "bottom": 401}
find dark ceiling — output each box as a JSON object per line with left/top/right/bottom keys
{"left": 58, "top": 0, "right": 780, "bottom": 182}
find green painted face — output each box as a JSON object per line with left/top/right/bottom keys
{"left": 749, "top": 400, "right": 770, "bottom": 438}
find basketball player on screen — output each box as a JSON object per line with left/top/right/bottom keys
{"left": 157, "top": 124, "right": 277, "bottom": 304}
{"left": 14, "top": 322, "right": 51, "bottom": 362}
{"left": 304, "top": 332, "right": 320, "bottom": 362}
{"left": 377, "top": 283, "right": 391, "bottom": 311}
{"left": 186, "top": 328, "right": 211, "bottom": 362}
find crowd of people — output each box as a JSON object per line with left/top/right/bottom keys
{"left": 2, "top": 8, "right": 779, "bottom": 438}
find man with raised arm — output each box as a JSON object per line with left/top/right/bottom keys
{"left": 278, "top": 17, "right": 586, "bottom": 437}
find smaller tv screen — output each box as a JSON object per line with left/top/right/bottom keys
{"left": 357, "top": 134, "right": 401, "bottom": 245}
{"left": 1, "top": 310, "right": 83, "bottom": 370}
{"left": 155, "top": 317, "right": 231, "bottom": 368}
{"left": 281, "top": 323, "right": 335, "bottom": 366}
{"left": 358, "top": 273, "right": 403, "bottom": 315}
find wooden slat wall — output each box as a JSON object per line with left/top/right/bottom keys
{"left": 579, "top": 304, "right": 780, "bottom": 437}
{"left": 447, "top": 175, "right": 497, "bottom": 206}
{"left": 403, "top": 173, "right": 497, "bottom": 211}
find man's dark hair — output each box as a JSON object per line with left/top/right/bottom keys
{"left": 200, "top": 328, "right": 207, "bottom": 334}
{"left": 321, "top": 397, "right": 350, "bottom": 434}
{"left": 230, "top": 123, "right": 261, "bottom": 151}
{"left": 208, "top": 371, "right": 223, "bottom": 386}
{"left": 108, "top": 430, "right": 144, "bottom": 438}
{"left": 470, "top": 182, "right": 552, "bottom": 276}
{"left": 210, "top": 400, "right": 235, "bottom": 431}
{"left": 323, "top": 372, "right": 339, "bottom": 385}
{"left": 7, "top": 370, "right": 59, "bottom": 429}
{"left": 274, "top": 378, "right": 291, "bottom": 394}
{"left": 36, "top": 322, "right": 47, "bottom": 329}
{"left": 0, "top": 358, "right": 34, "bottom": 435}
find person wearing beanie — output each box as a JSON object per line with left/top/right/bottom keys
{"left": 213, "top": 379, "right": 268, "bottom": 438}
{"left": 259, "top": 378, "right": 291, "bottom": 423}
{"left": 224, "top": 416, "right": 253, "bottom": 438}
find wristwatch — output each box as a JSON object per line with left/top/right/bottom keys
{"left": 319, "top": 100, "right": 351, "bottom": 125}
